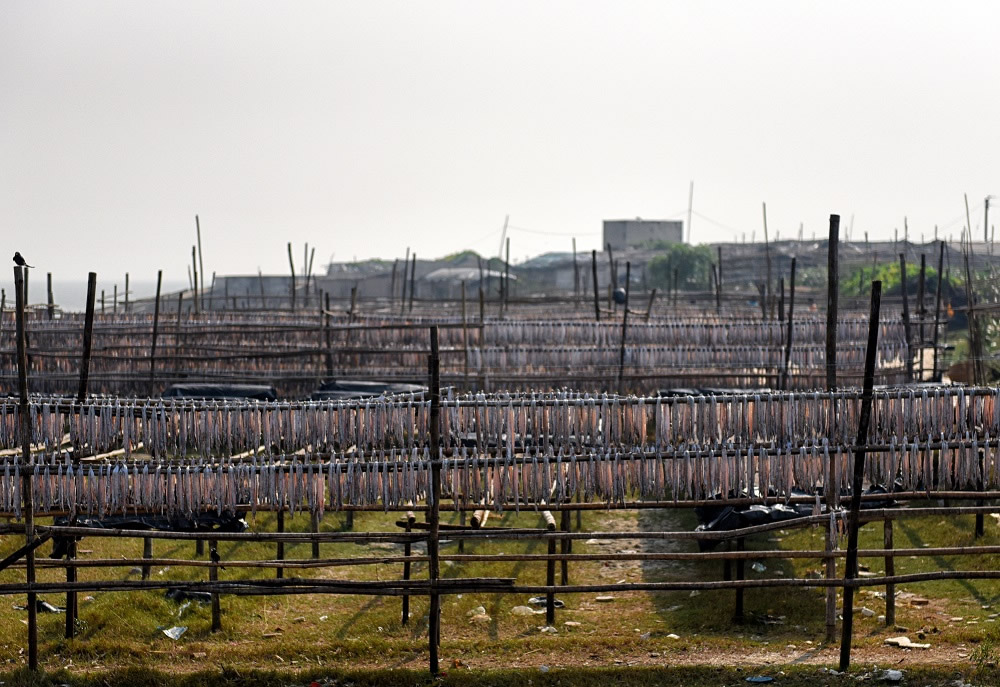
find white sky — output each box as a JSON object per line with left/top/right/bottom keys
{"left": 2, "top": 0, "right": 999, "bottom": 289}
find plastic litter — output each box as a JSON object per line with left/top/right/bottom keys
{"left": 528, "top": 596, "right": 564, "bottom": 608}
{"left": 162, "top": 626, "right": 187, "bottom": 640}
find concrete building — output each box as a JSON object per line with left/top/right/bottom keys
{"left": 603, "top": 219, "right": 683, "bottom": 251}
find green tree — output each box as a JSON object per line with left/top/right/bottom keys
{"left": 647, "top": 244, "right": 714, "bottom": 290}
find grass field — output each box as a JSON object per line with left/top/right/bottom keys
{"left": 1, "top": 503, "right": 999, "bottom": 685}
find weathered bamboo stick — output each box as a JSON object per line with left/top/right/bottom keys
{"left": 840, "top": 278, "right": 881, "bottom": 672}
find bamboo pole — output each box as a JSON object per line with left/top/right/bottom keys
{"left": 428, "top": 326, "right": 442, "bottom": 674}
{"left": 46, "top": 273, "right": 55, "bottom": 319}
{"left": 14, "top": 266, "right": 38, "bottom": 669}
{"left": 780, "top": 258, "right": 796, "bottom": 390}
{"left": 883, "top": 520, "right": 894, "bottom": 626}
{"left": 408, "top": 253, "right": 416, "bottom": 314}
{"left": 461, "top": 281, "right": 469, "bottom": 390}
{"left": 400, "top": 248, "right": 410, "bottom": 316}
{"left": 402, "top": 511, "right": 415, "bottom": 624}
{"left": 287, "top": 243, "right": 296, "bottom": 311}
{"left": 839, "top": 278, "right": 881, "bottom": 672}
{"left": 762, "top": 202, "right": 773, "bottom": 319}
{"left": 77, "top": 273, "right": 97, "bottom": 401}
{"left": 826, "top": 214, "right": 839, "bottom": 389}
{"left": 591, "top": 250, "right": 600, "bottom": 322}
{"left": 644, "top": 288, "right": 656, "bottom": 323}
{"left": 932, "top": 240, "right": 944, "bottom": 380}
{"left": 209, "top": 539, "right": 221, "bottom": 632}
{"left": 148, "top": 271, "right": 162, "bottom": 396}
{"left": 917, "top": 254, "right": 926, "bottom": 380}
{"left": 899, "top": 253, "right": 913, "bottom": 381}
{"left": 617, "top": 262, "right": 631, "bottom": 394}
{"left": 196, "top": 215, "right": 205, "bottom": 312}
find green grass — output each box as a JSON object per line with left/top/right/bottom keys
{"left": 1, "top": 504, "right": 998, "bottom": 680}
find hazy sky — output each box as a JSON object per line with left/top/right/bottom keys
{"left": 2, "top": 1, "right": 999, "bottom": 290}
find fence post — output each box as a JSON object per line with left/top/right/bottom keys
{"left": 884, "top": 519, "right": 895, "bottom": 626}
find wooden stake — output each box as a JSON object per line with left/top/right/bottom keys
{"left": 324, "top": 293, "right": 333, "bottom": 377}
{"left": 839, "top": 279, "right": 882, "bottom": 672}
{"left": 78, "top": 273, "right": 97, "bottom": 402}
{"left": 124, "top": 272, "right": 129, "bottom": 312}
{"left": 390, "top": 259, "right": 398, "bottom": 307}
{"left": 572, "top": 238, "right": 579, "bottom": 300}
{"left": 401, "top": 248, "right": 410, "bottom": 315}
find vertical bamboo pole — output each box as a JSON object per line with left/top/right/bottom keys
{"left": 826, "top": 214, "right": 840, "bottom": 390}
{"left": 734, "top": 537, "right": 745, "bottom": 622}
{"left": 324, "top": 293, "right": 333, "bottom": 377}
{"left": 400, "top": 248, "right": 410, "bottom": 316}
{"left": 14, "top": 267, "right": 37, "bottom": 669}
{"left": 545, "top": 515, "right": 556, "bottom": 625}
{"left": 572, "top": 238, "right": 580, "bottom": 301}
{"left": 196, "top": 215, "right": 205, "bottom": 312}
{"left": 78, "top": 274, "right": 97, "bottom": 401}
{"left": 101, "top": 289, "right": 105, "bottom": 314}
{"left": 191, "top": 246, "right": 199, "bottom": 315}
{"left": 839, "top": 279, "right": 882, "bottom": 672}
{"left": 824, "top": 217, "right": 840, "bottom": 642}
{"left": 124, "top": 272, "right": 129, "bottom": 312}
{"left": 408, "top": 253, "right": 416, "bottom": 314}
{"left": 781, "top": 259, "right": 796, "bottom": 390}
{"left": 428, "top": 326, "right": 442, "bottom": 674}
{"left": 402, "top": 511, "right": 415, "bottom": 625}
{"left": 46, "top": 274, "right": 55, "bottom": 320}
{"left": 560, "top": 508, "right": 570, "bottom": 585}
{"left": 461, "top": 281, "right": 469, "bottom": 391}
{"left": 149, "top": 271, "right": 162, "bottom": 396}
{"left": 591, "top": 250, "right": 600, "bottom": 322}
{"left": 644, "top": 288, "right": 657, "bottom": 323}
{"left": 932, "top": 241, "right": 945, "bottom": 380}
{"left": 113, "top": 284, "right": 118, "bottom": 314}
{"left": 778, "top": 278, "right": 785, "bottom": 322}
{"left": 762, "top": 202, "right": 773, "bottom": 319}
{"left": 884, "top": 519, "right": 895, "bottom": 626}
{"left": 617, "top": 262, "right": 631, "bottom": 394}
{"left": 899, "top": 254, "right": 913, "bottom": 382}
{"left": 390, "top": 259, "right": 398, "bottom": 307}
{"left": 716, "top": 245, "right": 723, "bottom": 307}
{"left": 142, "top": 536, "right": 152, "bottom": 580}
{"left": 276, "top": 509, "right": 284, "bottom": 579}
{"left": 209, "top": 540, "right": 221, "bottom": 632}
{"left": 918, "top": 254, "right": 926, "bottom": 380}
{"left": 503, "top": 238, "right": 510, "bottom": 317}
{"left": 287, "top": 243, "right": 296, "bottom": 311}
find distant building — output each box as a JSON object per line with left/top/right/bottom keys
{"left": 603, "top": 219, "right": 683, "bottom": 251}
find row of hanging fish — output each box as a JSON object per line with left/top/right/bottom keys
{"left": 1, "top": 434, "right": 997, "bottom": 519}
{"left": 1, "top": 387, "right": 999, "bottom": 458}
